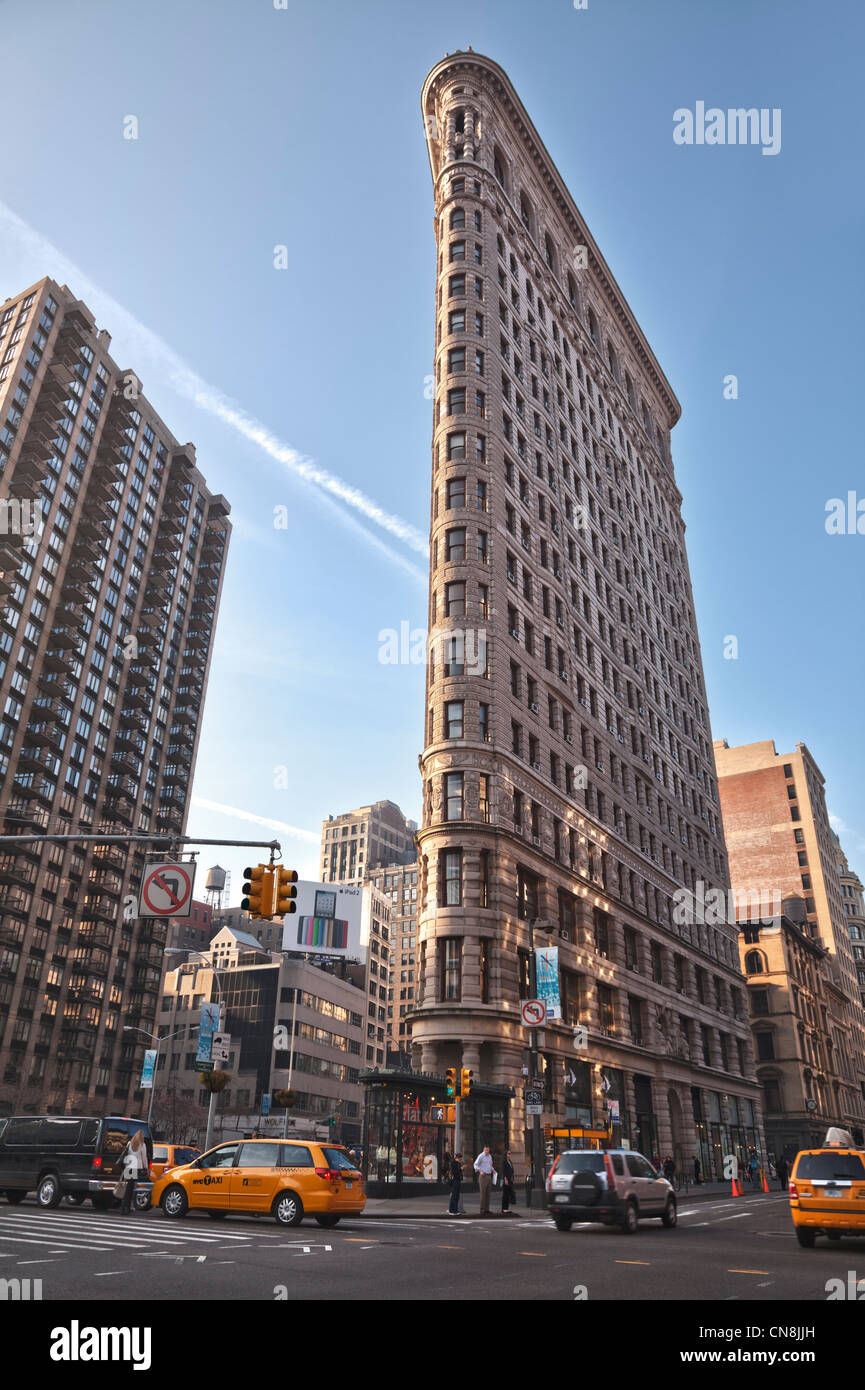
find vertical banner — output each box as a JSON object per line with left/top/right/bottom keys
{"left": 196, "top": 1001, "right": 220, "bottom": 1066}
{"left": 535, "top": 945, "right": 561, "bottom": 1020}
{"left": 140, "top": 1049, "right": 157, "bottom": 1090}
{"left": 261, "top": 1093, "right": 271, "bottom": 1116}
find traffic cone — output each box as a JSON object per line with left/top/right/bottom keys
{"left": 731, "top": 1175, "right": 743, "bottom": 1197}
{"left": 761, "top": 1170, "right": 770, "bottom": 1194}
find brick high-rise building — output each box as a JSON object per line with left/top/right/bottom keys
{"left": 715, "top": 738, "right": 865, "bottom": 1133}
{"left": 0, "top": 278, "right": 230, "bottom": 1115}
{"left": 412, "top": 53, "right": 763, "bottom": 1177}
{"left": 319, "top": 800, "right": 417, "bottom": 885}
{"left": 834, "top": 831, "right": 865, "bottom": 1011}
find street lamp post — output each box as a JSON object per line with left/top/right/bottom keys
{"left": 122, "top": 1025, "right": 185, "bottom": 1128}
{"left": 164, "top": 949, "right": 226, "bottom": 1152}
{"left": 528, "top": 917, "right": 555, "bottom": 1207}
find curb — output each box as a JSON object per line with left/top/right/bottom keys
{"left": 359, "top": 1189, "right": 787, "bottom": 1219}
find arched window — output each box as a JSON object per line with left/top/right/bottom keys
{"left": 455, "top": 110, "right": 465, "bottom": 135}
{"left": 745, "top": 950, "right": 765, "bottom": 975}
{"left": 607, "top": 341, "right": 618, "bottom": 376}
{"left": 567, "top": 272, "right": 578, "bottom": 308}
{"left": 544, "top": 232, "right": 556, "bottom": 272}
{"left": 588, "top": 307, "right": 599, "bottom": 344}
{"left": 519, "top": 191, "right": 533, "bottom": 234}
{"left": 450, "top": 207, "right": 465, "bottom": 230}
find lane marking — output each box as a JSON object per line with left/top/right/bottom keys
{"left": 344, "top": 1238, "right": 377, "bottom": 1243}
{"left": 93, "top": 1271, "right": 126, "bottom": 1277}
{"left": 436, "top": 1245, "right": 464, "bottom": 1250}
{"left": 519, "top": 1251, "right": 547, "bottom": 1257}
{"left": 614, "top": 1260, "right": 651, "bottom": 1266}
{"left": 0, "top": 1234, "right": 114, "bottom": 1252}
{"left": 714, "top": 1214, "right": 750, "bottom": 1221}
{"left": 15, "top": 1258, "right": 56, "bottom": 1265}
{"left": 729, "top": 1269, "right": 771, "bottom": 1275}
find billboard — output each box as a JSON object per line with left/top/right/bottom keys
{"left": 281, "top": 880, "right": 363, "bottom": 958}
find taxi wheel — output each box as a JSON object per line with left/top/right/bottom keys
{"left": 315, "top": 1215, "right": 340, "bottom": 1228}
{"left": 161, "top": 1184, "right": 189, "bottom": 1219}
{"left": 273, "top": 1191, "right": 304, "bottom": 1227}
{"left": 796, "top": 1227, "right": 816, "bottom": 1248}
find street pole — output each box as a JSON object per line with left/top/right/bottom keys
{"left": 529, "top": 918, "right": 541, "bottom": 1206}
{"left": 284, "top": 978, "right": 300, "bottom": 1141}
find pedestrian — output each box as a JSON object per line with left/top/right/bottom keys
{"left": 118, "top": 1129, "right": 149, "bottom": 1215}
{"left": 448, "top": 1152, "right": 464, "bottom": 1216}
{"left": 776, "top": 1155, "right": 789, "bottom": 1191}
{"left": 748, "top": 1149, "right": 759, "bottom": 1187}
{"left": 473, "top": 1144, "right": 496, "bottom": 1215}
{"left": 693, "top": 1155, "right": 701, "bottom": 1185}
{"left": 501, "top": 1150, "right": 516, "bottom": 1214}
{"left": 663, "top": 1154, "right": 675, "bottom": 1183}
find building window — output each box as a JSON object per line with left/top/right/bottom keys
{"left": 445, "top": 700, "right": 464, "bottom": 738}
{"left": 445, "top": 772, "right": 464, "bottom": 821}
{"left": 516, "top": 867, "right": 539, "bottom": 921}
{"left": 479, "top": 773, "right": 490, "bottom": 823}
{"left": 440, "top": 850, "right": 462, "bottom": 906}
{"left": 440, "top": 938, "right": 462, "bottom": 1001}
{"left": 479, "top": 849, "right": 490, "bottom": 908}
{"left": 446, "top": 477, "right": 466, "bottom": 508}
{"left": 593, "top": 908, "right": 610, "bottom": 959}
{"left": 445, "top": 528, "right": 466, "bottom": 562}
{"left": 755, "top": 1032, "right": 775, "bottom": 1062}
{"left": 597, "top": 984, "right": 614, "bottom": 1032}
{"left": 479, "top": 702, "right": 490, "bottom": 741}
{"left": 480, "top": 938, "right": 490, "bottom": 1002}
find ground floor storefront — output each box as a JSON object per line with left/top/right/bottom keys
{"left": 360, "top": 1069, "right": 513, "bottom": 1196}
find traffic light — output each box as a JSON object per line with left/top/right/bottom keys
{"left": 242, "top": 864, "right": 274, "bottom": 918}
{"left": 328, "top": 1115, "right": 337, "bottom": 1128}
{"left": 273, "top": 867, "right": 298, "bottom": 918}
{"left": 460, "top": 1067, "right": 473, "bottom": 1098}
{"left": 445, "top": 1067, "right": 456, "bottom": 1099}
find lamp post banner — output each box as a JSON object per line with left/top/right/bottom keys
{"left": 140, "top": 1049, "right": 157, "bottom": 1090}
{"left": 535, "top": 946, "right": 561, "bottom": 1020}
{"left": 196, "top": 1002, "right": 220, "bottom": 1065}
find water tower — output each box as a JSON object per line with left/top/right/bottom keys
{"left": 204, "top": 864, "right": 229, "bottom": 910}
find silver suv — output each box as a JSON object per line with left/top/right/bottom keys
{"left": 546, "top": 1149, "right": 677, "bottom": 1234}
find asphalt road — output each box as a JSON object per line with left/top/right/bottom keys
{"left": 0, "top": 1192, "right": 858, "bottom": 1302}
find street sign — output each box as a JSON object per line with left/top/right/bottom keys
{"left": 139, "top": 860, "right": 196, "bottom": 919}
{"left": 211, "top": 1032, "right": 231, "bottom": 1065}
{"left": 521, "top": 999, "right": 546, "bottom": 1027}
{"left": 525, "top": 1087, "right": 543, "bottom": 1116}
{"left": 196, "top": 1060, "right": 214, "bottom": 1072}
{"left": 573, "top": 1025, "right": 588, "bottom": 1051}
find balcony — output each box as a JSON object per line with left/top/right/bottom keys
{"left": 0, "top": 856, "right": 37, "bottom": 889}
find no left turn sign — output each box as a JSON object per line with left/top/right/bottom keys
{"left": 521, "top": 999, "right": 546, "bottom": 1027}
{"left": 140, "top": 861, "right": 196, "bottom": 919}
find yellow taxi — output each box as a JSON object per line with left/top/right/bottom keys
{"left": 789, "top": 1129, "right": 865, "bottom": 1247}
{"left": 152, "top": 1137, "right": 365, "bottom": 1227}
{"left": 150, "top": 1143, "right": 200, "bottom": 1183}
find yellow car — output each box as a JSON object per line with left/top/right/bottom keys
{"left": 789, "top": 1135, "right": 865, "bottom": 1247}
{"left": 152, "top": 1137, "right": 365, "bottom": 1227}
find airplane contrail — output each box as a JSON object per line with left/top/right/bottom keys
{"left": 0, "top": 201, "right": 430, "bottom": 571}
{"left": 190, "top": 795, "right": 320, "bottom": 844}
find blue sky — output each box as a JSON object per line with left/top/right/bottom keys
{"left": 1, "top": 0, "right": 863, "bottom": 900}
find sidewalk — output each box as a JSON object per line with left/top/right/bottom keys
{"left": 361, "top": 1179, "right": 784, "bottom": 1219}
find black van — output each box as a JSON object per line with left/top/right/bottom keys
{"left": 0, "top": 1115, "right": 153, "bottom": 1209}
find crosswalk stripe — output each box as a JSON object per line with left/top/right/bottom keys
{"left": 0, "top": 1233, "right": 119, "bottom": 1252}
{"left": 0, "top": 1215, "right": 252, "bottom": 1244}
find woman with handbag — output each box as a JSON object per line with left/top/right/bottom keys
{"left": 118, "top": 1130, "right": 149, "bottom": 1215}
